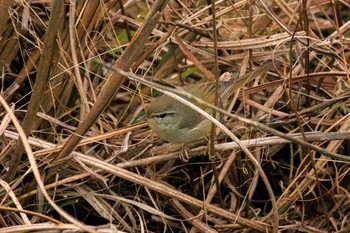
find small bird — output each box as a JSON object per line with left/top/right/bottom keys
{"left": 146, "top": 82, "right": 229, "bottom": 143}
{"left": 146, "top": 62, "right": 276, "bottom": 144}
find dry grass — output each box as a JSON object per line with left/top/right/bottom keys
{"left": 0, "top": 0, "right": 350, "bottom": 232}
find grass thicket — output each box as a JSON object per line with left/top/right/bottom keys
{"left": 0, "top": 1, "right": 349, "bottom": 232}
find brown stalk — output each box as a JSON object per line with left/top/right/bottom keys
{"left": 50, "top": 0, "right": 169, "bottom": 167}
{"left": 6, "top": 0, "right": 64, "bottom": 181}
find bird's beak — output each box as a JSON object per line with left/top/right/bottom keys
{"left": 137, "top": 113, "right": 149, "bottom": 121}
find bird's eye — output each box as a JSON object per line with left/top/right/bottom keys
{"left": 158, "top": 113, "right": 167, "bottom": 118}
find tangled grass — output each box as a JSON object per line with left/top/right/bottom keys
{"left": 0, "top": 0, "right": 350, "bottom": 232}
